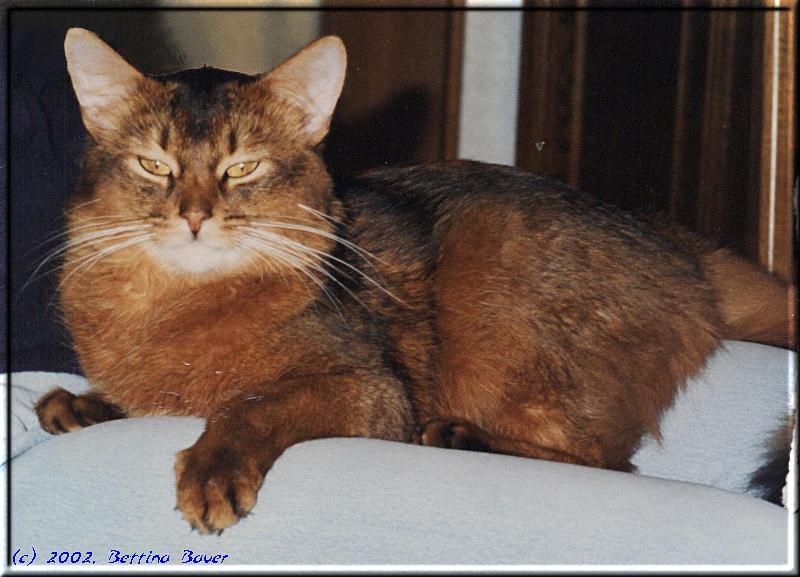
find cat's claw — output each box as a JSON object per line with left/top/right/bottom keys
{"left": 174, "top": 445, "right": 264, "bottom": 534}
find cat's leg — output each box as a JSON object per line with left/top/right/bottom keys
{"left": 35, "top": 388, "right": 125, "bottom": 434}
{"left": 174, "top": 371, "right": 412, "bottom": 534}
{"left": 416, "top": 418, "right": 617, "bottom": 469}
{"left": 430, "top": 205, "right": 664, "bottom": 473}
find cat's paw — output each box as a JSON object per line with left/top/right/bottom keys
{"left": 174, "top": 444, "right": 265, "bottom": 535}
{"left": 34, "top": 388, "right": 123, "bottom": 435}
{"left": 417, "top": 418, "right": 490, "bottom": 451}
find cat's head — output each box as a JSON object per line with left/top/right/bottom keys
{"left": 64, "top": 28, "right": 346, "bottom": 277}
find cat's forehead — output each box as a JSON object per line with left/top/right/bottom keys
{"left": 154, "top": 66, "right": 257, "bottom": 90}
{"left": 150, "top": 67, "right": 259, "bottom": 142}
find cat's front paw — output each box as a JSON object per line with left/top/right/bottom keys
{"left": 174, "top": 444, "right": 265, "bottom": 535}
{"left": 417, "top": 418, "right": 490, "bottom": 451}
{"left": 34, "top": 388, "right": 124, "bottom": 435}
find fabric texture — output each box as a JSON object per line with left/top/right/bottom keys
{"left": 3, "top": 340, "right": 795, "bottom": 565}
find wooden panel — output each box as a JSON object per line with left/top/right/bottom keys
{"left": 668, "top": 4, "right": 706, "bottom": 231}
{"left": 669, "top": 2, "right": 792, "bottom": 280}
{"left": 518, "top": 2, "right": 788, "bottom": 280}
{"left": 694, "top": 8, "right": 746, "bottom": 245}
{"left": 321, "top": 3, "right": 464, "bottom": 179}
{"left": 515, "top": 2, "right": 587, "bottom": 186}
{"left": 577, "top": 11, "right": 684, "bottom": 211}
{"left": 756, "top": 3, "right": 795, "bottom": 281}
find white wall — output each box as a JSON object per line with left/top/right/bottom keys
{"left": 154, "top": 3, "right": 320, "bottom": 75}
{"left": 457, "top": 1, "right": 524, "bottom": 166}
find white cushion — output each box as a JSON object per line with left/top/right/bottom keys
{"left": 3, "top": 340, "right": 794, "bottom": 566}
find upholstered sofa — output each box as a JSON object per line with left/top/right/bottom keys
{"left": 4, "top": 340, "right": 795, "bottom": 568}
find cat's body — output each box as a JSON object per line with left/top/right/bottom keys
{"left": 36, "top": 29, "right": 795, "bottom": 533}
{"left": 62, "top": 160, "right": 723, "bottom": 463}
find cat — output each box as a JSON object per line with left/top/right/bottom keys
{"left": 34, "top": 28, "right": 796, "bottom": 534}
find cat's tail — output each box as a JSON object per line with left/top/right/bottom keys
{"left": 637, "top": 213, "right": 796, "bottom": 349}
{"left": 748, "top": 414, "right": 796, "bottom": 507}
{"left": 700, "top": 248, "right": 796, "bottom": 350}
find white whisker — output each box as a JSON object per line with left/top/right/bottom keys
{"left": 63, "top": 198, "right": 101, "bottom": 215}
{"left": 237, "top": 239, "right": 287, "bottom": 284}
{"left": 247, "top": 221, "right": 389, "bottom": 266}
{"left": 239, "top": 235, "right": 348, "bottom": 320}
{"left": 55, "top": 234, "right": 154, "bottom": 296}
{"left": 25, "top": 219, "right": 145, "bottom": 256}
{"left": 241, "top": 234, "right": 357, "bottom": 299}
{"left": 241, "top": 226, "right": 404, "bottom": 305}
{"left": 297, "top": 203, "right": 347, "bottom": 227}
{"left": 21, "top": 225, "right": 152, "bottom": 293}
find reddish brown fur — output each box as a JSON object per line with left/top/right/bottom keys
{"left": 38, "top": 31, "right": 795, "bottom": 533}
{"left": 702, "top": 249, "right": 796, "bottom": 349}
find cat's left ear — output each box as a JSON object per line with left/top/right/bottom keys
{"left": 263, "top": 36, "right": 347, "bottom": 144}
{"left": 64, "top": 28, "right": 153, "bottom": 139}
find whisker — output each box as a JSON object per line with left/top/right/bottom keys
{"left": 24, "top": 219, "right": 146, "bottom": 257}
{"left": 47, "top": 237, "right": 153, "bottom": 310}
{"left": 246, "top": 221, "right": 389, "bottom": 266}
{"left": 244, "top": 234, "right": 366, "bottom": 313}
{"left": 297, "top": 203, "right": 347, "bottom": 227}
{"left": 240, "top": 238, "right": 347, "bottom": 321}
{"left": 63, "top": 198, "right": 101, "bottom": 215}
{"left": 236, "top": 239, "right": 287, "bottom": 284}
{"left": 54, "top": 234, "right": 154, "bottom": 297}
{"left": 241, "top": 227, "right": 354, "bottom": 279}
{"left": 238, "top": 240, "right": 323, "bottom": 302}
{"left": 21, "top": 226, "right": 152, "bottom": 294}
{"left": 241, "top": 227, "right": 404, "bottom": 305}
{"left": 239, "top": 235, "right": 348, "bottom": 320}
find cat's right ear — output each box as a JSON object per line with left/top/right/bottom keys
{"left": 64, "top": 28, "right": 151, "bottom": 139}
{"left": 263, "top": 36, "right": 347, "bottom": 144}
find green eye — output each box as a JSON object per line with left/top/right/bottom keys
{"left": 139, "top": 158, "right": 172, "bottom": 176}
{"left": 226, "top": 161, "right": 259, "bottom": 178}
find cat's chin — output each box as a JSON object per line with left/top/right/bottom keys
{"left": 144, "top": 221, "right": 256, "bottom": 277}
{"left": 146, "top": 234, "right": 251, "bottom": 277}
{"left": 147, "top": 242, "right": 250, "bottom": 276}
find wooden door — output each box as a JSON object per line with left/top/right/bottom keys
{"left": 321, "top": 2, "right": 464, "bottom": 179}
{"left": 516, "top": 1, "right": 796, "bottom": 281}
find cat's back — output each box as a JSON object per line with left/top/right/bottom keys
{"left": 342, "top": 161, "right": 723, "bottom": 462}
{"left": 341, "top": 160, "right": 699, "bottom": 277}
{"left": 340, "top": 160, "right": 722, "bottom": 355}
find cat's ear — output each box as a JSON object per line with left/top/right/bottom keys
{"left": 264, "top": 36, "right": 347, "bottom": 144}
{"left": 64, "top": 28, "right": 150, "bottom": 139}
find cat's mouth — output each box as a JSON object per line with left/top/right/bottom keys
{"left": 146, "top": 219, "right": 247, "bottom": 275}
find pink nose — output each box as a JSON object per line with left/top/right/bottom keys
{"left": 181, "top": 209, "right": 210, "bottom": 237}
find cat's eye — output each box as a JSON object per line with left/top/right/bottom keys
{"left": 225, "top": 161, "right": 260, "bottom": 179}
{"left": 139, "top": 158, "right": 172, "bottom": 176}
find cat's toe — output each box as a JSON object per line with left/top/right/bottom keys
{"left": 174, "top": 446, "right": 263, "bottom": 534}
{"left": 35, "top": 388, "right": 82, "bottom": 434}
{"left": 418, "top": 418, "right": 488, "bottom": 451}
{"left": 70, "top": 395, "right": 123, "bottom": 426}
{"left": 34, "top": 388, "right": 123, "bottom": 435}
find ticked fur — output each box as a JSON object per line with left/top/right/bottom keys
{"left": 36, "top": 29, "right": 795, "bottom": 533}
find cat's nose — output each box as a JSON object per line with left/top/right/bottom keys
{"left": 180, "top": 208, "right": 211, "bottom": 238}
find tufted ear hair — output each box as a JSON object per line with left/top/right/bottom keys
{"left": 64, "top": 28, "right": 153, "bottom": 139}
{"left": 262, "top": 36, "right": 347, "bottom": 144}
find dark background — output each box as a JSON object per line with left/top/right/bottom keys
{"left": 6, "top": 10, "right": 188, "bottom": 373}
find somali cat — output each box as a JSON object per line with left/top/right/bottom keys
{"left": 36, "top": 28, "right": 795, "bottom": 533}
